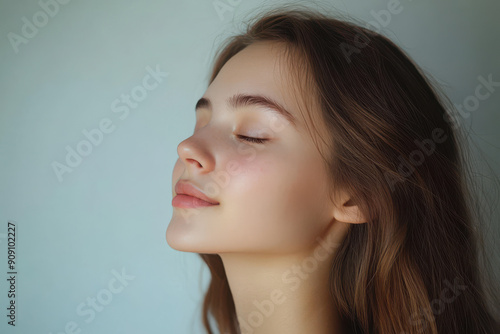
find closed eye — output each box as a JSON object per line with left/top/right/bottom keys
{"left": 237, "top": 135, "right": 268, "bottom": 144}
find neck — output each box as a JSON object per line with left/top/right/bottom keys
{"left": 219, "top": 240, "right": 344, "bottom": 334}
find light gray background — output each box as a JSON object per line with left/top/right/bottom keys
{"left": 0, "top": 0, "right": 499, "bottom": 333}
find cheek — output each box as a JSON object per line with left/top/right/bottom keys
{"left": 223, "top": 156, "right": 327, "bottom": 250}
{"left": 228, "top": 151, "right": 323, "bottom": 212}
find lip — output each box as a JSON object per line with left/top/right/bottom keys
{"left": 172, "top": 180, "right": 219, "bottom": 208}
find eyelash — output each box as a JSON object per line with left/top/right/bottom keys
{"left": 237, "top": 135, "right": 268, "bottom": 144}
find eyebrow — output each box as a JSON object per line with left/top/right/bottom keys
{"left": 194, "top": 93, "right": 297, "bottom": 127}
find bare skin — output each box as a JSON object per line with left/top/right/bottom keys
{"left": 167, "top": 41, "right": 366, "bottom": 334}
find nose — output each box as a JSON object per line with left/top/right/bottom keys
{"left": 176, "top": 134, "right": 215, "bottom": 175}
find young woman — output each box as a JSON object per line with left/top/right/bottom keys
{"left": 167, "top": 6, "right": 500, "bottom": 334}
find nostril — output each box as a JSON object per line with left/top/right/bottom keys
{"left": 187, "top": 158, "right": 202, "bottom": 168}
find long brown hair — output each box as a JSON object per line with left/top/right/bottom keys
{"left": 196, "top": 5, "right": 500, "bottom": 334}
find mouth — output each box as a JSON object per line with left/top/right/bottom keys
{"left": 172, "top": 180, "right": 220, "bottom": 208}
{"left": 172, "top": 194, "right": 219, "bottom": 208}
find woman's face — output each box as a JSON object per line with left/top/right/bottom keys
{"left": 167, "top": 41, "right": 335, "bottom": 255}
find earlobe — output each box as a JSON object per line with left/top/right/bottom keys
{"left": 332, "top": 194, "right": 367, "bottom": 224}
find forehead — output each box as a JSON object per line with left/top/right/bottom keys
{"left": 206, "top": 41, "right": 295, "bottom": 108}
{"left": 206, "top": 41, "right": 329, "bottom": 140}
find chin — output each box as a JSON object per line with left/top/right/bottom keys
{"left": 165, "top": 227, "right": 209, "bottom": 253}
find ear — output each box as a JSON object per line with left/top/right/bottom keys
{"left": 332, "top": 192, "right": 367, "bottom": 224}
